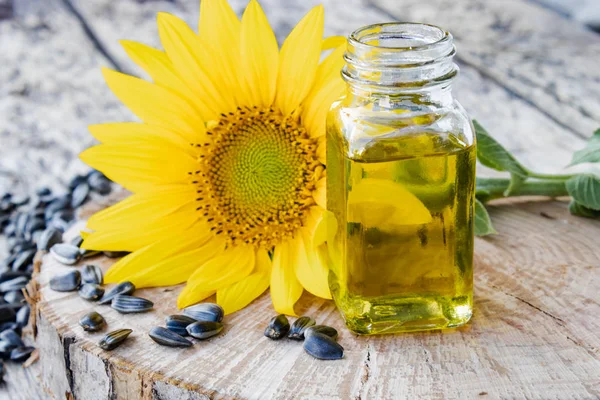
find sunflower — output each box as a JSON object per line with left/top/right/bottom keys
{"left": 80, "top": 0, "right": 346, "bottom": 315}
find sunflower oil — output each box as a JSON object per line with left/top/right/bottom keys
{"left": 326, "top": 131, "right": 475, "bottom": 334}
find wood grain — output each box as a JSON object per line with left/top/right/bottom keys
{"left": 31, "top": 197, "right": 600, "bottom": 400}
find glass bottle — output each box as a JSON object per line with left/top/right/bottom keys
{"left": 326, "top": 23, "right": 475, "bottom": 335}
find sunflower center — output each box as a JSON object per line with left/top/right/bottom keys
{"left": 191, "top": 107, "right": 322, "bottom": 248}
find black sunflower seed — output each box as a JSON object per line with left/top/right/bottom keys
{"left": 81, "top": 264, "right": 103, "bottom": 285}
{"left": 70, "top": 235, "right": 83, "bottom": 247}
{"left": 304, "top": 325, "right": 338, "bottom": 341}
{"left": 288, "top": 316, "right": 316, "bottom": 340}
{"left": 11, "top": 249, "right": 35, "bottom": 272}
{"left": 264, "top": 314, "right": 290, "bottom": 340}
{"left": 149, "top": 326, "right": 193, "bottom": 347}
{"left": 37, "top": 227, "right": 63, "bottom": 251}
{"left": 0, "top": 276, "right": 28, "bottom": 293}
{"left": 79, "top": 311, "right": 106, "bottom": 332}
{"left": 102, "top": 251, "right": 129, "bottom": 258}
{"left": 3, "top": 290, "right": 24, "bottom": 304}
{"left": 165, "top": 315, "right": 196, "bottom": 336}
{"left": 10, "top": 346, "right": 35, "bottom": 362}
{"left": 111, "top": 295, "right": 153, "bottom": 314}
{"left": 303, "top": 332, "right": 344, "bottom": 360}
{"left": 0, "top": 329, "right": 24, "bottom": 348}
{"left": 88, "top": 171, "right": 112, "bottom": 195}
{"left": 78, "top": 283, "right": 105, "bottom": 301}
{"left": 49, "top": 243, "right": 81, "bottom": 265}
{"left": 71, "top": 183, "right": 90, "bottom": 208}
{"left": 16, "top": 306, "right": 30, "bottom": 327}
{"left": 49, "top": 270, "right": 81, "bottom": 292}
{"left": 99, "top": 329, "right": 132, "bottom": 351}
{"left": 99, "top": 281, "right": 135, "bottom": 305}
{"left": 186, "top": 321, "right": 223, "bottom": 340}
{"left": 183, "top": 303, "right": 224, "bottom": 322}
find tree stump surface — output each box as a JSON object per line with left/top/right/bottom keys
{"left": 31, "top": 196, "right": 600, "bottom": 400}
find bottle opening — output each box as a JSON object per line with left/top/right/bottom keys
{"left": 343, "top": 23, "right": 458, "bottom": 91}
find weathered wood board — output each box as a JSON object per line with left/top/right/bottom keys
{"left": 32, "top": 197, "right": 600, "bottom": 400}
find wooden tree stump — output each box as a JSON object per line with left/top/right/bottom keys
{"left": 31, "top": 198, "right": 600, "bottom": 399}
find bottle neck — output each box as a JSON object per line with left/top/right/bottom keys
{"left": 343, "top": 23, "right": 458, "bottom": 107}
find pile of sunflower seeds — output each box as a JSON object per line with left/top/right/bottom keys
{"left": 0, "top": 169, "right": 112, "bottom": 375}
{"left": 265, "top": 314, "right": 343, "bottom": 360}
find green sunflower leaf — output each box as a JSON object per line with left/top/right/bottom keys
{"left": 473, "top": 120, "right": 529, "bottom": 178}
{"left": 474, "top": 198, "right": 497, "bottom": 236}
{"left": 566, "top": 174, "right": 600, "bottom": 210}
{"left": 569, "top": 128, "right": 600, "bottom": 166}
{"left": 568, "top": 200, "right": 600, "bottom": 218}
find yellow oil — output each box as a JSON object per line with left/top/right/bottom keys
{"left": 326, "top": 131, "right": 475, "bottom": 334}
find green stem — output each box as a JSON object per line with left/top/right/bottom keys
{"left": 476, "top": 177, "right": 569, "bottom": 202}
{"left": 525, "top": 171, "right": 576, "bottom": 181}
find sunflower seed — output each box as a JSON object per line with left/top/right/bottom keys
{"left": 15, "top": 213, "right": 29, "bottom": 238}
{"left": 103, "top": 251, "right": 128, "bottom": 258}
{"left": 111, "top": 295, "right": 153, "bottom": 314}
{"left": 264, "top": 314, "right": 290, "bottom": 340}
{"left": 10, "top": 195, "right": 29, "bottom": 207}
{"left": 3, "top": 290, "right": 24, "bottom": 304}
{"left": 186, "top": 321, "right": 223, "bottom": 340}
{"left": 11, "top": 249, "right": 35, "bottom": 272}
{"left": 10, "top": 239, "right": 35, "bottom": 255}
{"left": 78, "top": 283, "right": 105, "bottom": 301}
{"left": 70, "top": 235, "right": 83, "bottom": 247}
{"left": 99, "top": 281, "right": 136, "bottom": 305}
{"left": 288, "top": 316, "right": 316, "bottom": 340}
{"left": 0, "top": 271, "right": 29, "bottom": 284}
{"left": 0, "top": 341, "right": 15, "bottom": 359}
{"left": 183, "top": 303, "right": 224, "bottom": 322}
{"left": 10, "top": 346, "right": 34, "bottom": 362}
{"left": 81, "top": 264, "right": 103, "bottom": 285}
{"left": 36, "top": 187, "right": 51, "bottom": 197}
{"left": 38, "top": 228, "right": 63, "bottom": 251}
{"left": 99, "top": 329, "right": 132, "bottom": 351}
{"left": 165, "top": 315, "right": 196, "bottom": 336}
{"left": 79, "top": 311, "right": 106, "bottom": 332}
{"left": 149, "top": 326, "right": 193, "bottom": 347}
{"left": 71, "top": 183, "right": 90, "bottom": 208}
{"left": 50, "top": 243, "right": 81, "bottom": 265}
{"left": 69, "top": 175, "right": 87, "bottom": 191}
{"left": 79, "top": 248, "right": 101, "bottom": 259}
{"left": 88, "top": 171, "right": 112, "bottom": 195}
{"left": 49, "top": 270, "right": 81, "bottom": 292}
{"left": 0, "top": 329, "right": 24, "bottom": 348}
{"left": 303, "top": 332, "right": 344, "bottom": 360}
{"left": 304, "top": 325, "right": 338, "bottom": 341}
{"left": 0, "top": 276, "right": 28, "bottom": 293}
{"left": 0, "top": 305, "right": 16, "bottom": 323}
{"left": 16, "top": 306, "right": 30, "bottom": 327}
{"left": 0, "top": 322, "right": 21, "bottom": 335}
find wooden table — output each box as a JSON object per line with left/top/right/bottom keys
{"left": 1, "top": 0, "right": 599, "bottom": 399}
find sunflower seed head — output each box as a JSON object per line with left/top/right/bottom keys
{"left": 99, "top": 329, "right": 132, "bottom": 351}
{"left": 79, "top": 311, "right": 106, "bottom": 332}
{"left": 111, "top": 295, "right": 153, "bottom": 314}
{"left": 264, "top": 314, "right": 290, "bottom": 340}
{"left": 98, "top": 281, "right": 135, "bottom": 305}
{"left": 303, "top": 332, "right": 344, "bottom": 360}
{"left": 186, "top": 321, "right": 223, "bottom": 340}
{"left": 183, "top": 303, "right": 224, "bottom": 322}
{"left": 288, "top": 316, "right": 316, "bottom": 340}
{"left": 149, "top": 327, "right": 193, "bottom": 347}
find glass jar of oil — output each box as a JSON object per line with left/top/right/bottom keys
{"left": 326, "top": 23, "right": 475, "bottom": 334}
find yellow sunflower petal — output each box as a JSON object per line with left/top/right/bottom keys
{"left": 275, "top": 5, "right": 324, "bottom": 115}
{"left": 126, "top": 237, "right": 226, "bottom": 288}
{"left": 311, "top": 44, "right": 346, "bottom": 94}
{"left": 303, "top": 76, "right": 346, "bottom": 139}
{"left": 80, "top": 143, "right": 198, "bottom": 192}
{"left": 322, "top": 36, "right": 346, "bottom": 50}
{"left": 157, "top": 12, "right": 234, "bottom": 118}
{"left": 293, "top": 232, "right": 331, "bottom": 299}
{"left": 87, "top": 185, "right": 196, "bottom": 231}
{"left": 199, "top": 0, "right": 250, "bottom": 106}
{"left": 317, "top": 137, "right": 326, "bottom": 164}
{"left": 89, "top": 123, "right": 198, "bottom": 156}
{"left": 270, "top": 240, "right": 303, "bottom": 316}
{"left": 103, "top": 223, "right": 216, "bottom": 284}
{"left": 217, "top": 248, "right": 271, "bottom": 315}
{"left": 81, "top": 203, "right": 199, "bottom": 252}
{"left": 304, "top": 206, "right": 337, "bottom": 247}
{"left": 313, "top": 177, "right": 326, "bottom": 209}
{"left": 119, "top": 40, "right": 192, "bottom": 99}
{"left": 177, "top": 245, "right": 256, "bottom": 308}
{"left": 240, "top": 0, "right": 278, "bottom": 107}
{"left": 102, "top": 68, "right": 206, "bottom": 140}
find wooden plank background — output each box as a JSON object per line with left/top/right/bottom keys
{"left": 1, "top": 0, "right": 599, "bottom": 398}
